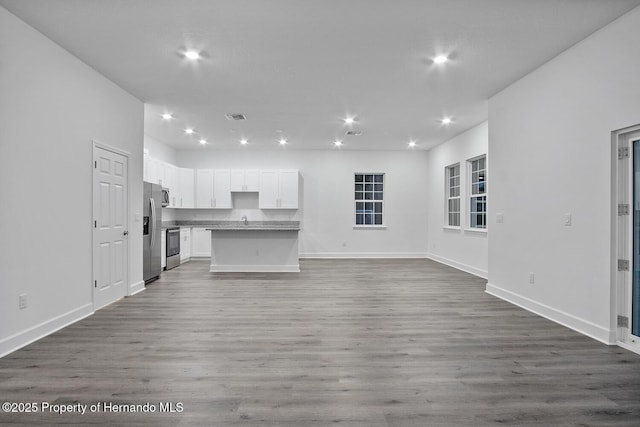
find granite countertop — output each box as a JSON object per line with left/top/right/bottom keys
{"left": 162, "top": 220, "right": 300, "bottom": 231}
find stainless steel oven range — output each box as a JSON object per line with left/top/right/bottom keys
{"left": 166, "top": 227, "right": 180, "bottom": 270}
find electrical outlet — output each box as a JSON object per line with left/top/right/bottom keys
{"left": 529, "top": 272, "right": 535, "bottom": 284}
{"left": 19, "top": 294, "right": 27, "bottom": 310}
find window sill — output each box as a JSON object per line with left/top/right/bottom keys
{"left": 464, "top": 228, "right": 488, "bottom": 234}
{"left": 443, "top": 226, "right": 461, "bottom": 231}
{"left": 353, "top": 225, "right": 387, "bottom": 230}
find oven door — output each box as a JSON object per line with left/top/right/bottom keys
{"left": 167, "top": 228, "right": 180, "bottom": 257}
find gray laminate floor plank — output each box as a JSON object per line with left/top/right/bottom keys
{"left": 1, "top": 259, "right": 639, "bottom": 426}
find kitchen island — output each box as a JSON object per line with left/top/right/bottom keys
{"left": 205, "top": 221, "right": 300, "bottom": 272}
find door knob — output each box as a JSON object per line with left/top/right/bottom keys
{"left": 123, "top": 230, "right": 129, "bottom": 236}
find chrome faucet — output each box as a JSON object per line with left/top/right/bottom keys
{"left": 241, "top": 215, "right": 248, "bottom": 225}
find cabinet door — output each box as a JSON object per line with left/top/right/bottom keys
{"left": 180, "top": 228, "right": 191, "bottom": 261}
{"left": 195, "top": 169, "right": 214, "bottom": 208}
{"left": 230, "top": 169, "right": 245, "bottom": 192}
{"left": 165, "top": 164, "right": 178, "bottom": 207}
{"left": 191, "top": 228, "right": 211, "bottom": 257}
{"left": 278, "top": 170, "right": 299, "bottom": 208}
{"left": 147, "top": 157, "right": 159, "bottom": 185}
{"left": 245, "top": 169, "right": 260, "bottom": 191}
{"left": 161, "top": 230, "right": 166, "bottom": 269}
{"left": 259, "top": 170, "right": 279, "bottom": 208}
{"left": 213, "top": 169, "right": 232, "bottom": 208}
{"left": 143, "top": 152, "right": 149, "bottom": 182}
{"left": 179, "top": 168, "right": 194, "bottom": 208}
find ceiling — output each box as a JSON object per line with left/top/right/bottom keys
{"left": 3, "top": 0, "right": 640, "bottom": 151}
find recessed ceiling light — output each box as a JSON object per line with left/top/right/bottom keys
{"left": 240, "top": 139, "right": 248, "bottom": 145}
{"left": 334, "top": 140, "right": 343, "bottom": 147}
{"left": 185, "top": 128, "right": 195, "bottom": 134}
{"left": 408, "top": 141, "right": 416, "bottom": 147}
{"left": 434, "top": 55, "right": 448, "bottom": 64}
{"left": 344, "top": 117, "right": 356, "bottom": 125}
{"left": 279, "top": 138, "right": 287, "bottom": 145}
{"left": 161, "top": 113, "right": 173, "bottom": 120}
{"left": 199, "top": 139, "right": 207, "bottom": 145}
{"left": 441, "top": 117, "right": 452, "bottom": 125}
{"left": 185, "top": 50, "right": 200, "bottom": 60}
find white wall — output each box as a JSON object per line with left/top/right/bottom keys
{"left": 426, "top": 122, "right": 488, "bottom": 278}
{"left": 175, "top": 149, "right": 429, "bottom": 257}
{"left": 487, "top": 6, "right": 640, "bottom": 344}
{"left": 0, "top": 7, "right": 144, "bottom": 357}
{"left": 144, "top": 133, "right": 177, "bottom": 165}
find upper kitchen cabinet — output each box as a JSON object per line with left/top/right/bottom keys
{"left": 230, "top": 169, "right": 260, "bottom": 192}
{"left": 178, "top": 167, "right": 194, "bottom": 208}
{"left": 195, "top": 169, "right": 214, "bottom": 208}
{"left": 259, "top": 169, "right": 299, "bottom": 209}
{"left": 213, "top": 169, "right": 232, "bottom": 208}
{"left": 196, "top": 169, "right": 232, "bottom": 208}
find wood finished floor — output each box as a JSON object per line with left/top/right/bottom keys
{"left": 1, "top": 259, "right": 640, "bottom": 426}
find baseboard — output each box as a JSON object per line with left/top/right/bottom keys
{"left": 485, "top": 283, "right": 613, "bottom": 345}
{"left": 617, "top": 340, "right": 640, "bottom": 355}
{"left": 426, "top": 253, "right": 488, "bottom": 279}
{"left": 210, "top": 264, "right": 300, "bottom": 273}
{"left": 128, "top": 280, "right": 145, "bottom": 296}
{"left": 299, "top": 252, "right": 428, "bottom": 259}
{"left": 0, "top": 303, "right": 94, "bottom": 358}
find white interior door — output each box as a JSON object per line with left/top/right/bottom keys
{"left": 93, "top": 145, "right": 128, "bottom": 310}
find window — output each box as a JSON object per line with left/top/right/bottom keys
{"left": 446, "top": 164, "right": 461, "bottom": 227}
{"left": 355, "top": 173, "right": 384, "bottom": 225}
{"left": 469, "top": 156, "right": 487, "bottom": 229}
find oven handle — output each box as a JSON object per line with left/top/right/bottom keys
{"left": 150, "top": 198, "right": 156, "bottom": 249}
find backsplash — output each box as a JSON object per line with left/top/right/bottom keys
{"left": 164, "top": 192, "right": 300, "bottom": 223}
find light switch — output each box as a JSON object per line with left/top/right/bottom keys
{"left": 564, "top": 213, "right": 572, "bottom": 226}
{"left": 496, "top": 213, "right": 504, "bottom": 223}
{"left": 135, "top": 213, "right": 141, "bottom": 222}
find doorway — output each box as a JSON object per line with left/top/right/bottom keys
{"left": 93, "top": 143, "right": 129, "bottom": 309}
{"left": 615, "top": 126, "right": 640, "bottom": 354}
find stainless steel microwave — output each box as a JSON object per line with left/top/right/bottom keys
{"left": 161, "top": 188, "right": 170, "bottom": 207}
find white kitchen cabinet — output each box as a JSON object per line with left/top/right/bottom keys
{"left": 143, "top": 152, "right": 149, "bottom": 182}
{"left": 231, "top": 169, "right": 260, "bottom": 192}
{"left": 191, "top": 227, "right": 212, "bottom": 257}
{"left": 180, "top": 227, "right": 191, "bottom": 262}
{"left": 147, "top": 157, "right": 161, "bottom": 185}
{"left": 161, "top": 229, "right": 166, "bottom": 270}
{"left": 195, "top": 169, "right": 214, "bottom": 208}
{"left": 178, "top": 168, "right": 194, "bottom": 208}
{"left": 213, "top": 169, "right": 232, "bottom": 208}
{"left": 259, "top": 169, "right": 298, "bottom": 209}
{"left": 195, "top": 169, "right": 232, "bottom": 208}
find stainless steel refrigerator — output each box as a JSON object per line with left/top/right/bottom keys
{"left": 143, "top": 182, "right": 162, "bottom": 283}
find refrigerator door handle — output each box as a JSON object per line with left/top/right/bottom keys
{"left": 150, "top": 198, "right": 156, "bottom": 249}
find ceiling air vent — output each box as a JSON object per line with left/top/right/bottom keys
{"left": 225, "top": 113, "right": 246, "bottom": 121}
{"left": 345, "top": 130, "right": 362, "bottom": 136}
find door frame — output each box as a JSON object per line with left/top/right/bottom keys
{"left": 92, "top": 140, "right": 131, "bottom": 309}
{"left": 612, "top": 124, "right": 640, "bottom": 355}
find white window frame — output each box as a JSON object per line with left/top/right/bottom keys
{"left": 467, "top": 155, "right": 487, "bottom": 231}
{"left": 445, "top": 163, "right": 461, "bottom": 228}
{"left": 354, "top": 172, "right": 385, "bottom": 228}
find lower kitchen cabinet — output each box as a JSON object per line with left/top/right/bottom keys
{"left": 191, "top": 227, "right": 211, "bottom": 257}
{"left": 161, "top": 229, "right": 166, "bottom": 270}
{"left": 180, "top": 227, "right": 191, "bottom": 262}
